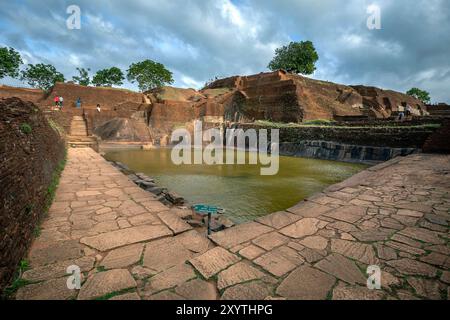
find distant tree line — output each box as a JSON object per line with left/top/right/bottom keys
{"left": 0, "top": 46, "right": 174, "bottom": 92}
{"left": 0, "top": 45, "right": 433, "bottom": 102}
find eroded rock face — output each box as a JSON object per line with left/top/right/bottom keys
{"left": 144, "top": 70, "right": 425, "bottom": 143}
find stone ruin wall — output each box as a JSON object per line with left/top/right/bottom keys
{"left": 0, "top": 71, "right": 428, "bottom": 145}
{"left": 0, "top": 98, "right": 66, "bottom": 292}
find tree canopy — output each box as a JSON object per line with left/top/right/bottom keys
{"left": 406, "top": 87, "right": 431, "bottom": 104}
{"left": 127, "top": 59, "right": 174, "bottom": 92}
{"left": 72, "top": 67, "right": 91, "bottom": 86}
{"left": 92, "top": 67, "right": 125, "bottom": 87}
{"left": 268, "top": 41, "right": 319, "bottom": 75}
{"left": 20, "top": 63, "right": 65, "bottom": 91}
{"left": 0, "top": 47, "right": 23, "bottom": 79}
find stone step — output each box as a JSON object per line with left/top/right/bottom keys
{"left": 67, "top": 136, "right": 97, "bottom": 142}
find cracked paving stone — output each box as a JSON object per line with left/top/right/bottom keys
{"left": 299, "top": 235, "right": 328, "bottom": 250}
{"left": 253, "top": 246, "right": 303, "bottom": 277}
{"left": 78, "top": 269, "right": 137, "bottom": 300}
{"left": 217, "top": 262, "right": 265, "bottom": 290}
{"left": 279, "top": 218, "right": 324, "bottom": 239}
{"left": 22, "top": 256, "right": 95, "bottom": 282}
{"left": 208, "top": 222, "right": 273, "bottom": 249}
{"left": 407, "top": 278, "right": 442, "bottom": 300}
{"left": 239, "top": 245, "right": 266, "bottom": 260}
{"left": 189, "top": 247, "right": 240, "bottom": 279}
{"left": 143, "top": 237, "right": 194, "bottom": 272}
{"left": 331, "top": 239, "right": 379, "bottom": 265}
{"left": 276, "top": 266, "right": 336, "bottom": 300}
{"left": 221, "top": 281, "right": 271, "bottom": 300}
{"left": 16, "top": 277, "right": 77, "bottom": 300}
{"left": 100, "top": 243, "right": 144, "bottom": 269}
{"left": 256, "top": 211, "right": 301, "bottom": 229}
{"left": 386, "top": 258, "right": 437, "bottom": 277}
{"left": 323, "top": 206, "right": 367, "bottom": 224}
{"left": 332, "top": 284, "right": 385, "bottom": 300}
{"left": 314, "top": 254, "right": 366, "bottom": 285}
{"left": 175, "top": 279, "right": 218, "bottom": 300}
{"left": 252, "top": 232, "right": 290, "bottom": 251}
{"left": 80, "top": 224, "right": 172, "bottom": 251}
{"left": 144, "top": 264, "right": 196, "bottom": 293}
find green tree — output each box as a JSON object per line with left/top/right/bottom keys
{"left": 0, "top": 47, "right": 23, "bottom": 79}
{"left": 268, "top": 41, "right": 319, "bottom": 75}
{"left": 92, "top": 67, "right": 124, "bottom": 87}
{"left": 72, "top": 67, "right": 91, "bottom": 86}
{"left": 406, "top": 87, "right": 431, "bottom": 104}
{"left": 127, "top": 59, "right": 174, "bottom": 92}
{"left": 20, "top": 63, "right": 65, "bottom": 91}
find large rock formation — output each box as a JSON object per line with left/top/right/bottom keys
{"left": 0, "top": 71, "right": 426, "bottom": 145}
{"left": 144, "top": 70, "right": 425, "bottom": 143}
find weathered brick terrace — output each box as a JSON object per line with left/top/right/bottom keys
{"left": 15, "top": 148, "right": 450, "bottom": 300}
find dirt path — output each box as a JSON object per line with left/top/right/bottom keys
{"left": 15, "top": 149, "right": 449, "bottom": 300}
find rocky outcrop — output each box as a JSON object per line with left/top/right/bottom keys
{"left": 143, "top": 70, "right": 426, "bottom": 143}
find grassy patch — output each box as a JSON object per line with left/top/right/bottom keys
{"left": 33, "top": 226, "right": 41, "bottom": 238}
{"left": 20, "top": 123, "right": 32, "bottom": 134}
{"left": 2, "top": 260, "right": 32, "bottom": 299}
{"left": 47, "top": 118, "right": 65, "bottom": 137}
{"left": 44, "top": 151, "right": 67, "bottom": 213}
{"left": 252, "top": 120, "right": 442, "bottom": 130}
{"left": 96, "top": 266, "right": 107, "bottom": 273}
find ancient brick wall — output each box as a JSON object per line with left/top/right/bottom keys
{"left": 239, "top": 123, "right": 439, "bottom": 149}
{"left": 422, "top": 120, "right": 450, "bottom": 153}
{"left": 40, "top": 82, "right": 145, "bottom": 109}
{"left": 0, "top": 98, "right": 65, "bottom": 293}
{"left": 0, "top": 85, "right": 44, "bottom": 103}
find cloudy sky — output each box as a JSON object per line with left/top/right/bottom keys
{"left": 1, "top": 0, "right": 449, "bottom": 102}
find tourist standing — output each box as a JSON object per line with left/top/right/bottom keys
{"left": 76, "top": 97, "right": 82, "bottom": 109}
{"left": 59, "top": 96, "right": 64, "bottom": 110}
{"left": 405, "top": 105, "right": 412, "bottom": 118}
{"left": 53, "top": 96, "right": 59, "bottom": 108}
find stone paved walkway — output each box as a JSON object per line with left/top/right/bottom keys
{"left": 16, "top": 149, "right": 449, "bottom": 300}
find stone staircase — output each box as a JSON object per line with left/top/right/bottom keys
{"left": 68, "top": 115, "right": 98, "bottom": 149}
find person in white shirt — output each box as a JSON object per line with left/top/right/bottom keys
{"left": 58, "top": 96, "right": 64, "bottom": 109}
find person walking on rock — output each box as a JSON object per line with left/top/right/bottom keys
{"left": 76, "top": 97, "right": 82, "bottom": 109}
{"left": 53, "top": 96, "right": 59, "bottom": 109}
{"left": 58, "top": 96, "right": 64, "bottom": 110}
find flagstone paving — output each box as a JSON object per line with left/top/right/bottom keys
{"left": 15, "top": 149, "right": 449, "bottom": 300}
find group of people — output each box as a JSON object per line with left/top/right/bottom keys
{"left": 53, "top": 96, "right": 64, "bottom": 110}
{"left": 53, "top": 96, "right": 101, "bottom": 113}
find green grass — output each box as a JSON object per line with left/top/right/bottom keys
{"left": 20, "top": 123, "right": 32, "bottom": 134}
{"left": 33, "top": 226, "right": 41, "bottom": 238}
{"left": 96, "top": 266, "right": 107, "bottom": 273}
{"left": 252, "top": 120, "right": 442, "bottom": 130}
{"left": 44, "top": 151, "right": 67, "bottom": 214}
{"left": 2, "top": 260, "right": 32, "bottom": 299}
{"left": 47, "top": 118, "right": 65, "bottom": 137}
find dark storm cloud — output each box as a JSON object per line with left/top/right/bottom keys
{"left": 0, "top": 0, "right": 449, "bottom": 101}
